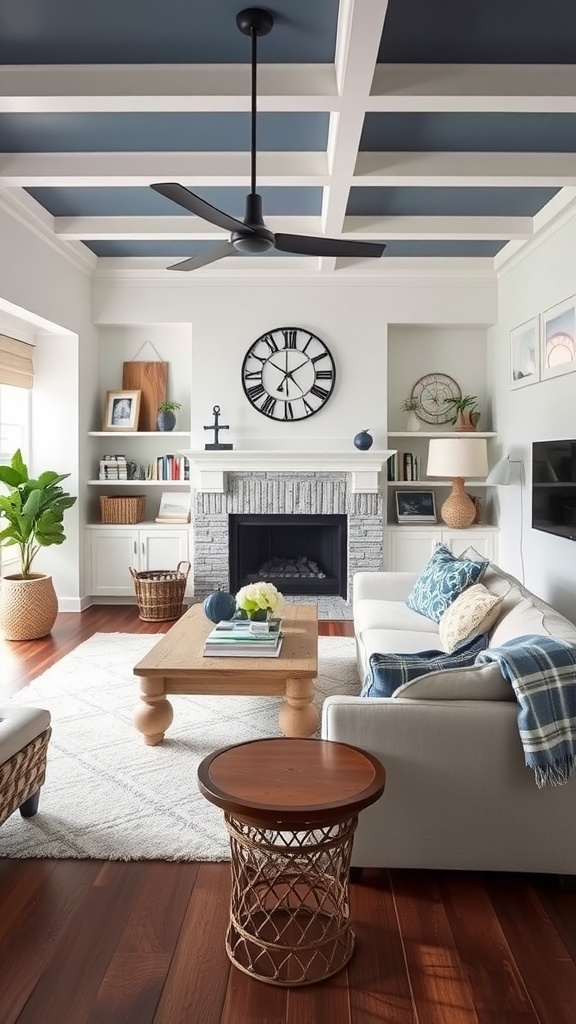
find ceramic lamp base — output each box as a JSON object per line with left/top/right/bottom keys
{"left": 440, "top": 477, "right": 476, "bottom": 529}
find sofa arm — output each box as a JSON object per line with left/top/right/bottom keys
{"left": 353, "top": 571, "right": 418, "bottom": 605}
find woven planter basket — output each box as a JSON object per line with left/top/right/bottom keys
{"left": 130, "top": 560, "right": 191, "bottom": 621}
{"left": 0, "top": 573, "right": 59, "bottom": 641}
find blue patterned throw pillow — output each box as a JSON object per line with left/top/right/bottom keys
{"left": 406, "top": 544, "right": 488, "bottom": 623}
{"left": 362, "top": 633, "right": 489, "bottom": 698}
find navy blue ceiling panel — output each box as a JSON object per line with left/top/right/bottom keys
{"left": 85, "top": 241, "right": 297, "bottom": 258}
{"left": 346, "top": 187, "right": 559, "bottom": 218}
{"left": 382, "top": 241, "right": 505, "bottom": 257}
{"left": 0, "top": 113, "right": 329, "bottom": 153}
{"left": 26, "top": 186, "right": 323, "bottom": 218}
{"left": 361, "top": 114, "right": 576, "bottom": 154}
{"left": 0, "top": 0, "right": 337, "bottom": 64}
{"left": 379, "top": 0, "right": 576, "bottom": 63}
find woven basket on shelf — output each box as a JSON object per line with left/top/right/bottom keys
{"left": 100, "top": 495, "right": 146, "bottom": 525}
{"left": 129, "top": 560, "right": 191, "bottom": 621}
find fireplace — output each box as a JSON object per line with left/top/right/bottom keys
{"left": 229, "top": 513, "right": 348, "bottom": 596}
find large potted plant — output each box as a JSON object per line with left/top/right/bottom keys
{"left": 0, "top": 449, "right": 77, "bottom": 640}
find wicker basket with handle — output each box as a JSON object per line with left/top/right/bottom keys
{"left": 129, "top": 560, "right": 191, "bottom": 621}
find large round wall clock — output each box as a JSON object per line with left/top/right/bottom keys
{"left": 411, "top": 373, "right": 462, "bottom": 425}
{"left": 241, "top": 326, "right": 336, "bottom": 421}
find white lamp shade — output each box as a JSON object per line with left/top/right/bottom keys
{"left": 427, "top": 437, "right": 488, "bottom": 479}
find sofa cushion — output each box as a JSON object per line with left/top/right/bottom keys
{"left": 392, "top": 661, "right": 514, "bottom": 701}
{"left": 439, "top": 583, "right": 504, "bottom": 653}
{"left": 362, "top": 633, "right": 489, "bottom": 698}
{"left": 360, "top": 627, "right": 443, "bottom": 660}
{"left": 406, "top": 545, "right": 488, "bottom": 623}
{"left": 354, "top": 599, "right": 440, "bottom": 634}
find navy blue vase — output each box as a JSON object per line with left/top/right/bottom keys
{"left": 203, "top": 591, "right": 237, "bottom": 623}
{"left": 354, "top": 429, "right": 373, "bottom": 451}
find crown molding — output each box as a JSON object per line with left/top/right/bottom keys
{"left": 0, "top": 188, "right": 96, "bottom": 275}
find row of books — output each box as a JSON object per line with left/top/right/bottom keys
{"left": 203, "top": 618, "right": 283, "bottom": 658}
{"left": 387, "top": 452, "right": 421, "bottom": 482}
{"left": 145, "top": 456, "right": 190, "bottom": 481}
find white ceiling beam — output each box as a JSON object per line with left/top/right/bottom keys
{"left": 54, "top": 215, "right": 322, "bottom": 239}
{"left": 53, "top": 213, "right": 533, "bottom": 241}
{"left": 320, "top": 0, "right": 391, "bottom": 271}
{"left": 355, "top": 152, "right": 576, "bottom": 186}
{"left": 0, "top": 151, "right": 329, "bottom": 186}
{"left": 0, "top": 64, "right": 338, "bottom": 112}
{"left": 370, "top": 64, "right": 576, "bottom": 112}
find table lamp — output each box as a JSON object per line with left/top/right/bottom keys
{"left": 427, "top": 437, "right": 488, "bottom": 528}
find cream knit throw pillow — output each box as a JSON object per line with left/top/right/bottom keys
{"left": 439, "top": 583, "right": 503, "bottom": 654}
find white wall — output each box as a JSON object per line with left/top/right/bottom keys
{"left": 490, "top": 202, "right": 576, "bottom": 621}
{"left": 0, "top": 201, "right": 97, "bottom": 608}
{"left": 93, "top": 276, "right": 497, "bottom": 453}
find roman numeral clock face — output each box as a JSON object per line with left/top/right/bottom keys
{"left": 241, "top": 327, "right": 336, "bottom": 421}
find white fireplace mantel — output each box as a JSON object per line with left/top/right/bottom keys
{"left": 181, "top": 449, "right": 396, "bottom": 494}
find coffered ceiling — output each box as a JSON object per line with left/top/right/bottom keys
{"left": 1, "top": 0, "right": 575, "bottom": 276}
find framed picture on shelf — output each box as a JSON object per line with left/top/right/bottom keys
{"left": 395, "top": 490, "right": 437, "bottom": 524}
{"left": 103, "top": 389, "right": 141, "bottom": 431}
{"left": 510, "top": 316, "right": 539, "bottom": 390}
{"left": 541, "top": 296, "right": 576, "bottom": 381}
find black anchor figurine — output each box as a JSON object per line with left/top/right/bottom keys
{"left": 203, "top": 405, "right": 234, "bottom": 450}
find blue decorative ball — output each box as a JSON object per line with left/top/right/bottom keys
{"left": 203, "top": 591, "right": 237, "bottom": 623}
{"left": 354, "top": 429, "right": 373, "bottom": 451}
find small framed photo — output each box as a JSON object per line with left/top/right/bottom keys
{"left": 395, "top": 489, "right": 437, "bottom": 524}
{"left": 103, "top": 389, "right": 141, "bottom": 431}
{"left": 510, "top": 316, "right": 540, "bottom": 390}
{"left": 541, "top": 296, "right": 576, "bottom": 381}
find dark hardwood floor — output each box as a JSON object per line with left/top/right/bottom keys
{"left": 2, "top": 607, "right": 576, "bottom": 1023}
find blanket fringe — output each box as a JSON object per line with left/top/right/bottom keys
{"left": 532, "top": 755, "right": 576, "bottom": 789}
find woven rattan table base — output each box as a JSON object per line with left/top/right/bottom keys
{"left": 0, "top": 727, "right": 51, "bottom": 826}
{"left": 224, "top": 813, "right": 358, "bottom": 986}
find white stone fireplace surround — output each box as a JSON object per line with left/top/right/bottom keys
{"left": 186, "top": 451, "right": 391, "bottom": 602}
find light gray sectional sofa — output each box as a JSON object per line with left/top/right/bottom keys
{"left": 321, "top": 557, "right": 576, "bottom": 874}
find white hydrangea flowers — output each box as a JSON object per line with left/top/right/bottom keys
{"left": 235, "top": 581, "right": 283, "bottom": 617}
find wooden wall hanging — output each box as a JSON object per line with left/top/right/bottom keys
{"left": 122, "top": 342, "right": 167, "bottom": 431}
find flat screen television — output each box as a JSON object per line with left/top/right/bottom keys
{"left": 532, "top": 440, "right": 576, "bottom": 540}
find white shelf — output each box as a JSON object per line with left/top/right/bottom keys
{"left": 86, "top": 521, "right": 191, "bottom": 529}
{"left": 88, "top": 479, "right": 190, "bottom": 486}
{"left": 387, "top": 523, "right": 499, "bottom": 531}
{"left": 88, "top": 431, "right": 190, "bottom": 437}
{"left": 388, "top": 479, "right": 491, "bottom": 487}
{"left": 387, "top": 431, "right": 497, "bottom": 438}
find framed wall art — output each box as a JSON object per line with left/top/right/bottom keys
{"left": 103, "top": 389, "right": 141, "bottom": 431}
{"left": 395, "top": 489, "right": 437, "bottom": 524}
{"left": 541, "top": 296, "right": 576, "bottom": 381}
{"left": 510, "top": 316, "right": 539, "bottom": 390}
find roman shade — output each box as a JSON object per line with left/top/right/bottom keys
{"left": 0, "top": 335, "right": 34, "bottom": 389}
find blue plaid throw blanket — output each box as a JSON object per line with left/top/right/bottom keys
{"left": 476, "top": 634, "right": 576, "bottom": 788}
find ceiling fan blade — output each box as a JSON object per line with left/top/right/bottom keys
{"left": 151, "top": 182, "right": 252, "bottom": 235}
{"left": 166, "top": 242, "right": 237, "bottom": 272}
{"left": 274, "top": 234, "right": 386, "bottom": 258}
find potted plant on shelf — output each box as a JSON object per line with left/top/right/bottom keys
{"left": 443, "top": 394, "right": 481, "bottom": 432}
{"left": 0, "top": 449, "right": 77, "bottom": 641}
{"left": 156, "top": 400, "right": 182, "bottom": 432}
{"left": 401, "top": 397, "right": 422, "bottom": 432}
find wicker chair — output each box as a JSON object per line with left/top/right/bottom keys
{"left": 0, "top": 707, "right": 51, "bottom": 825}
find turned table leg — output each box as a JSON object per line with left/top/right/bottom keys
{"left": 134, "top": 678, "right": 174, "bottom": 745}
{"left": 279, "top": 676, "right": 319, "bottom": 738}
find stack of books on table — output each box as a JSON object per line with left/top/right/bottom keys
{"left": 203, "top": 618, "right": 283, "bottom": 658}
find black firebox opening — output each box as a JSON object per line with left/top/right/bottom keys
{"left": 229, "top": 513, "right": 347, "bottom": 597}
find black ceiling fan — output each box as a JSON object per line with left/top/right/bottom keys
{"left": 151, "top": 7, "right": 386, "bottom": 270}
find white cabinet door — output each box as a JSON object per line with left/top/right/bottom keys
{"left": 386, "top": 530, "right": 437, "bottom": 572}
{"left": 443, "top": 529, "right": 497, "bottom": 562}
{"left": 87, "top": 529, "right": 138, "bottom": 596}
{"left": 139, "top": 529, "right": 189, "bottom": 573}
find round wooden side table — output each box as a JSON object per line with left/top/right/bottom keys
{"left": 197, "top": 737, "right": 385, "bottom": 987}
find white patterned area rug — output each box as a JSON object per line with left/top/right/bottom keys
{"left": 1, "top": 633, "right": 359, "bottom": 861}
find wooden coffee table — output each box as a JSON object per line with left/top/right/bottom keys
{"left": 133, "top": 604, "right": 319, "bottom": 745}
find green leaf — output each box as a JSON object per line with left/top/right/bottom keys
{"left": 0, "top": 466, "right": 25, "bottom": 487}
{"left": 11, "top": 449, "right": 28, "bottom": 479}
